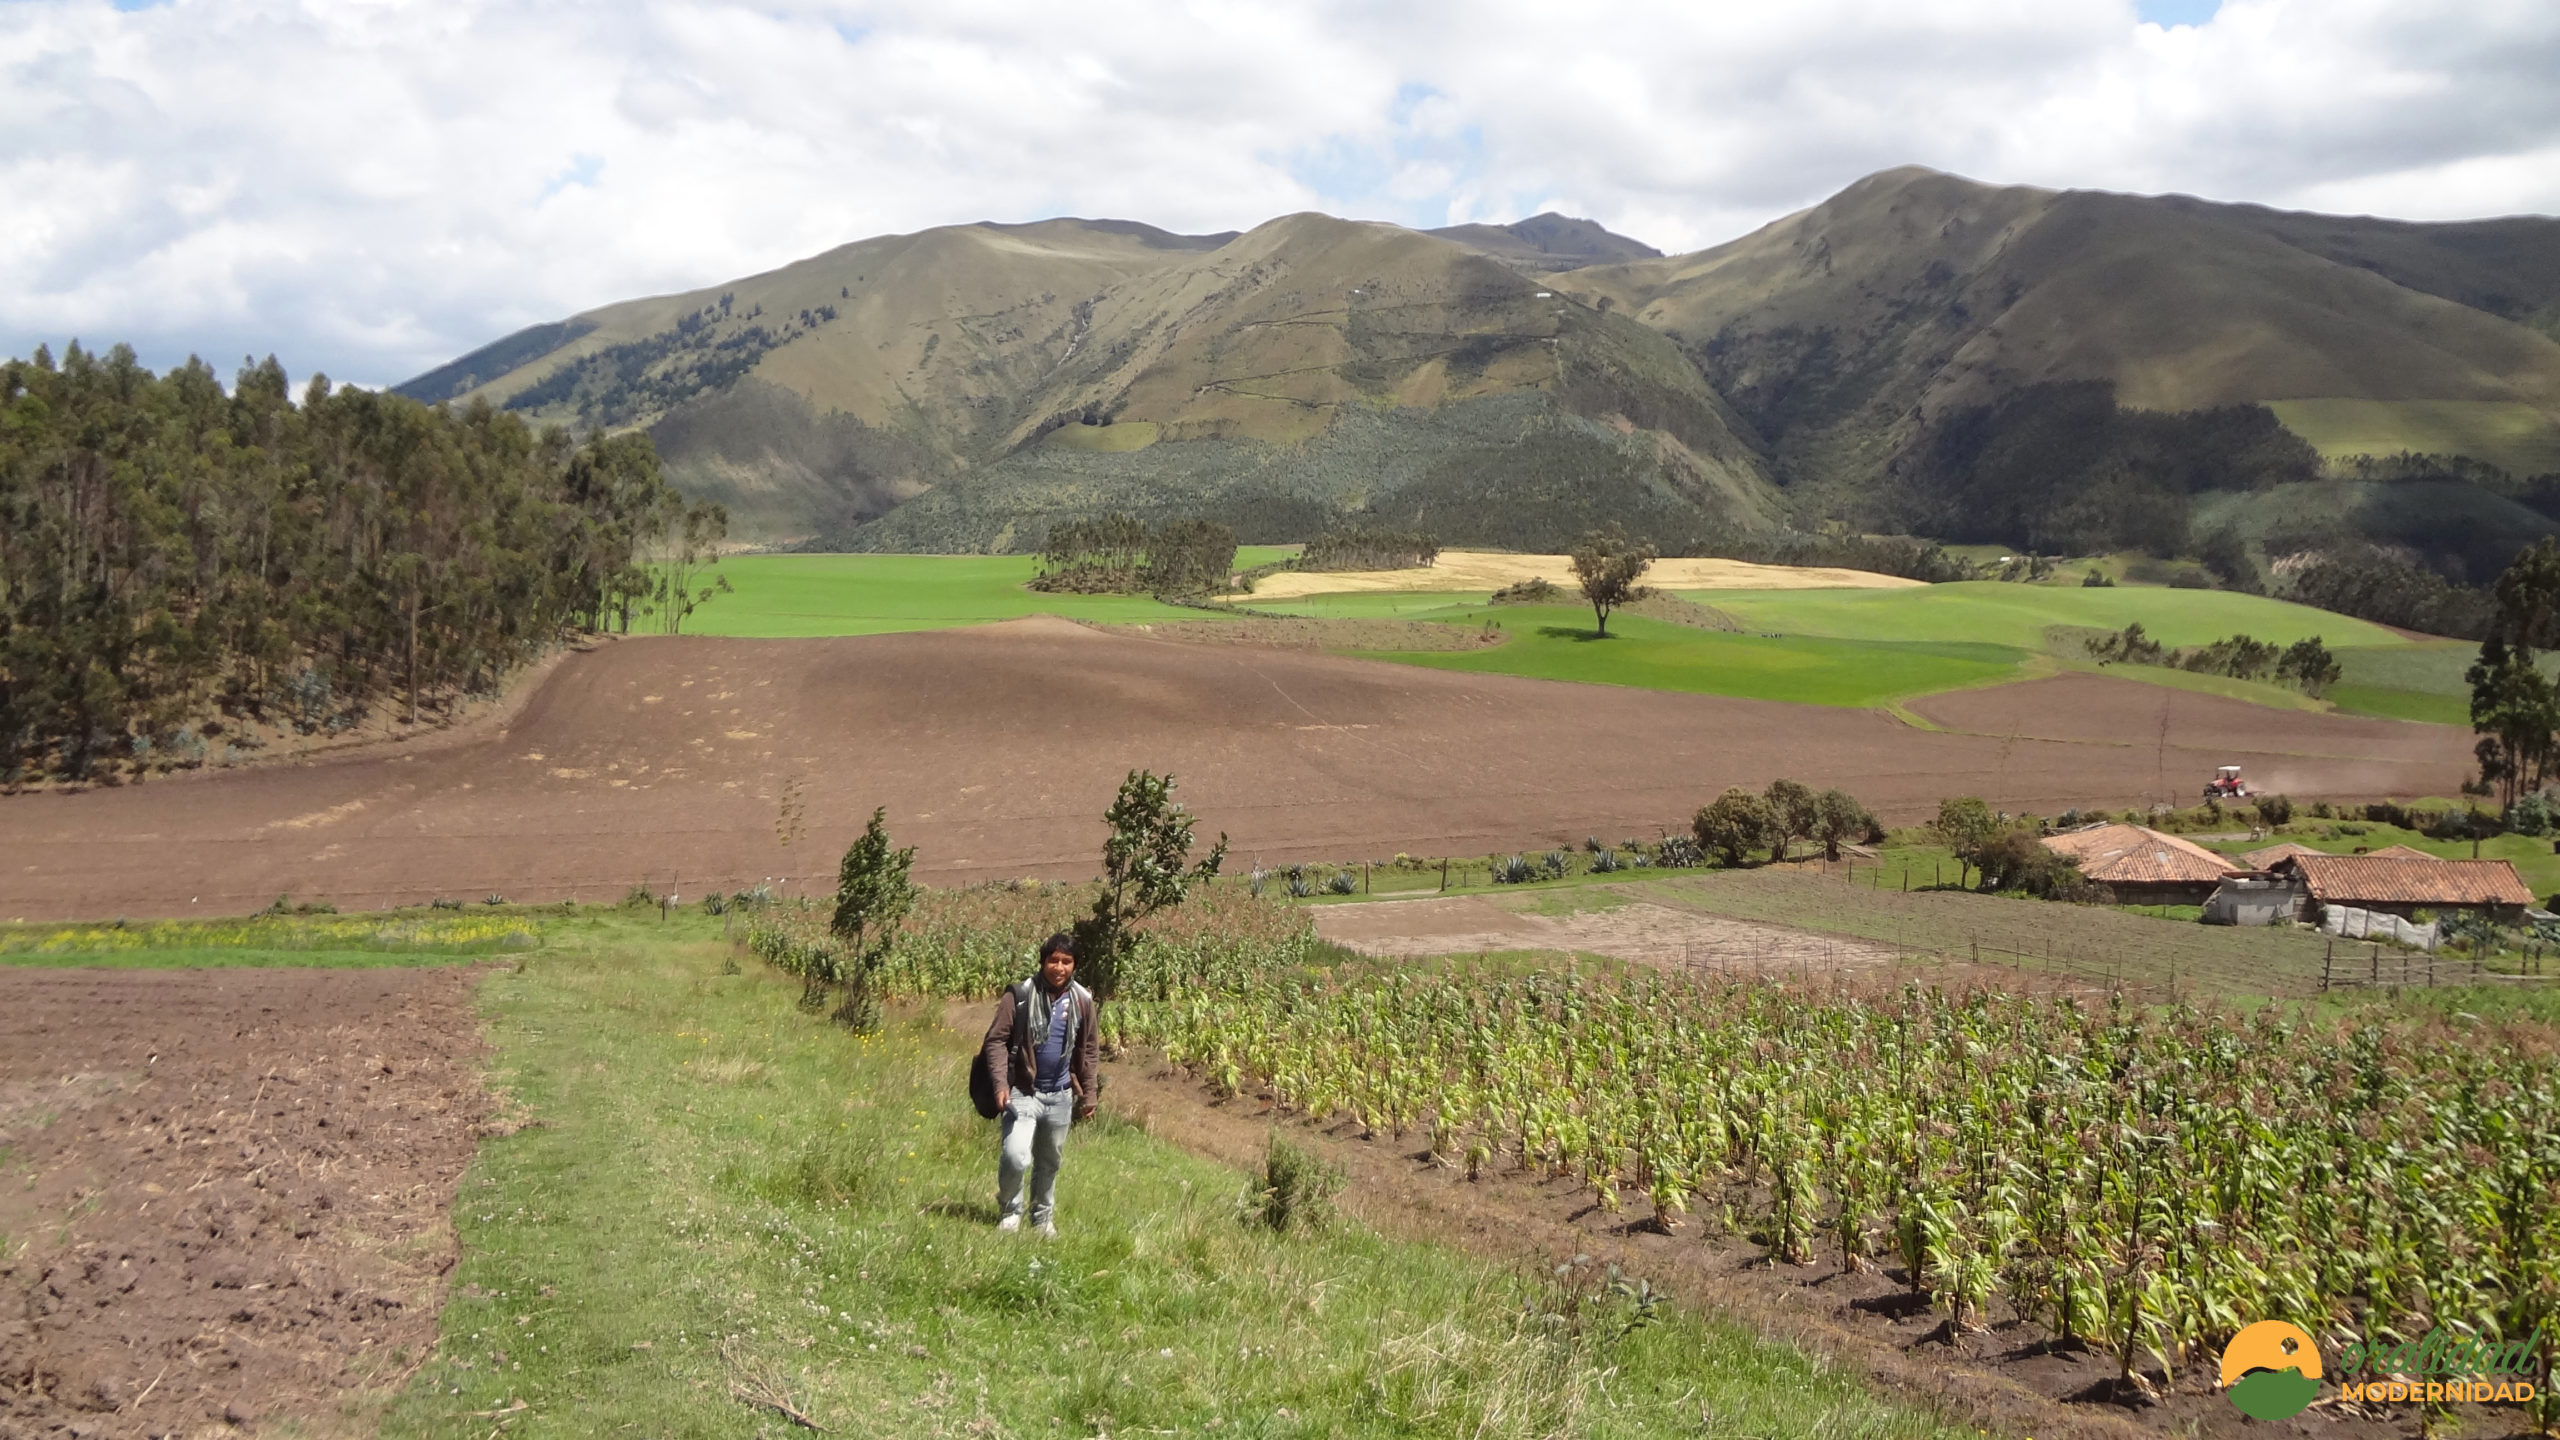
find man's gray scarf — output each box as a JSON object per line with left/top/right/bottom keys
{"left": 1021, "top": 977, "right": 1078, "bottom": 1053}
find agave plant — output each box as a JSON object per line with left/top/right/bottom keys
{"left": 1539, "top": 850, "right": 1573, "bottom": 880}
{"left": 1287, "top": 874, "right": 1316, "bottom": 898}
{"left": 1590, "top": 849, "right": 1624, "bottom": 874}
{"left": 1656, "top": 835, "right": 1705, "bottom": 868}
{"left": 1491, "top": 854, "right": 1535, "bottom": 885}
{"left": 1326, "top": 871, "right": 1358, "bottom": 895}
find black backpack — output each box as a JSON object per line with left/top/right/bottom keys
{"left": 968, "top": 1046, "right": 1002, "bottom": 1119}
{"left": 968, "top": 980, "right": 1032, "bottom": 1119}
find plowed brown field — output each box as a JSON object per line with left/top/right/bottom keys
{"left": 0, "top": 621, "right": 2473, "bottom": 920}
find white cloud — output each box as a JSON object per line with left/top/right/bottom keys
{"left": 1, "top": 0, "right": 2552, "bottom": 387}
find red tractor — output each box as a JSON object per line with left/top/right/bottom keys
{"left": 2203, "top": 765, "right": 2253, "bottom": 800}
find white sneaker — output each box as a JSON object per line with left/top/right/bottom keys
{"left": 1033, "top": 1221, "right": 1057, "bottom": 1240}
{"left": 996, "top": 1214, "right": 1022, "bottom": 1233}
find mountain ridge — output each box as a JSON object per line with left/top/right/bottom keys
{"left": 395, "top": 169, "right": 2560, "bottom": 569}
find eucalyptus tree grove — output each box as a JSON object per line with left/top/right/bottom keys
{"left": 0, "top": 342, "right": 719, "bottom": 781}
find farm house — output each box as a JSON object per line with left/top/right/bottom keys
{"left": 2040, "top": 823, "right": 2240, "bottom": 905}
{"left": 2266, "top": 853, "right": 2534, "bottom": 925}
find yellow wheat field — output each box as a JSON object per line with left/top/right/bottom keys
{"left": 1240, "top": 550, "right": 1924, "bottom": 601}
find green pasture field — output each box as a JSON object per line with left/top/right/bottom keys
{"left": 685, "top": 549, "right": 1301, "bottom": 638}
{"left": 1252, "top": 579, "right": 2447, "bottom": 717}
{"left": 1360, "top": 606, "right": 2024, "bottom": 707}
{"left": 1699, "top": 580, "right": 2403, "bottom": 651}
{"left": 372, "top": 911, "right": 1951, "bottom": 1439}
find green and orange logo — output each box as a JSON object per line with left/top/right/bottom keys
{"left": 2222, "top": 1320, "right": 2321, "bottom": 1419}
{"left": 2222, "top": 1320, "right": 2543, "bottom": 1416}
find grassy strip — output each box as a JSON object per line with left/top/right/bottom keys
{"left": 382, "top": 915, "right": 1957, "bottom": 1439}
{"left": 1701, "top": 580, "right": 2405, "bottom": 651}
{"left": 1359, "top": 607, "right": 2025, "bottom": 708}
{"left": 685, "top": 552, "right": 1296, "bottom": 639}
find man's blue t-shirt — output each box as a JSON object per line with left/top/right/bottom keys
{"left": 1033, "top": 986, "right": 1072, "bottom": 1093}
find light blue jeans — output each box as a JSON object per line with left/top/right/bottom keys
{"left": 997, "top": 1088, "right": 1075, "bottom": 1226}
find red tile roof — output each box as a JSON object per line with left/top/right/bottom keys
{"left": 2365, "top": 845, "right": 2439, "bottom": 861}
{"left": 2238, "top": 841, "right": 2325, "bottom": 870}
{"left": 2043, "top": 824, "right": 2240, "bottom": 886}
{"left": 2273, "top": 854, "right": 2533, "bottom": 908}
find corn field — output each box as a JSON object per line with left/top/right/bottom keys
{"left": 745, "top": 880, "right": 1320, "bottom": 1002}
{"left": 1111, "top": 966, "right": 2560, "bottom": 1398}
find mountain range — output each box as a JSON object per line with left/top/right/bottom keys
{"left": 397, "top": 167, "right": 2560, "bottom": 577}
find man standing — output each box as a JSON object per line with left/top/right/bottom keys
{"left": 981, "top": 932, "right": 1097, "bottom": 1236}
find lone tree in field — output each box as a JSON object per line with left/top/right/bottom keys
{"left": 1569, "top": 525, "right": 1657, "bottom": 638}
{"left": 1932, "top": 796, "right": 2001, "bottom": 890}
{"left": 1693, "top": 787, "right": 1773, "bottom": 868}
{"left": 1074, "top": 770, "right": 1227, "bottom": 1001}
{"left": 826, "top": 807, "right": 917, "bottom": 1033}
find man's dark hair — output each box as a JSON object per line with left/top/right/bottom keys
{"left": 1039, "top": 932, "right": 1076, "bottom": 960}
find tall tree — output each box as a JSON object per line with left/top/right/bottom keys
{"left": 1569, "top": 525, "right": 1657, "bottom": 638}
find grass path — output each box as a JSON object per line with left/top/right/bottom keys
{"left": 381, "top": 915, "right": 1958, "bottom": 1438}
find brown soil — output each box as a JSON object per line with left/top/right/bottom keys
{"left": 1313, "top": 894, "right": 1899, "bottom": 974}
{"left": 0, "top": 622, "right": 2474, "bottom": 921}
{"left": 1102, "top": 1053, "right": 2458, "bottom": 1440}
{"left": 0, "top": 966, "right": 490, "bottom": 1438}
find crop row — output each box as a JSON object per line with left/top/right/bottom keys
{"left": 1109, "top": 968, "right": 2560, "bottom": 1396}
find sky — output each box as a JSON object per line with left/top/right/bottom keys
{"left": 4, "top": 0, "right": 2556, "bottom": 389}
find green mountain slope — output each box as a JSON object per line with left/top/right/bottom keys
{"left": 397, "top": 170, "right": 2560, "bottom": 564}
{"left": 402, "top": 212, "right": 1775, "bottom": 548}
{"left": 1558, "top": 169, "right": 2560, "bottom": 504}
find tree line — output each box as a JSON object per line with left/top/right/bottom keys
{"left": 0, "top": 342, "right": 719, "bottom": 783}
{"left": 1030, "top": 514, "right": 1237, "bottom": 599}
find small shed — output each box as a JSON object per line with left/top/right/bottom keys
{"left": 2203, "top": 874, "right": 2303, "bottom": 926}
{"left": 2268, "top": 854, "right": 2533, "bottom": 924}
{"left": 2042, "top": 823, "right": 2241, "bottom": 905}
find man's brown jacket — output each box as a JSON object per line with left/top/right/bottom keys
{"left": 980, "top": 980, "right": 1098, "bottom": 1105}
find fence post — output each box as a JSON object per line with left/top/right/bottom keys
{"left": 1440, "top": 858, "right": 1449, "bottom": 892}
{"left": 1364, "top": 863, "right": 1372, "bottom": 895}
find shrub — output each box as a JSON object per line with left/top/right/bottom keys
{"left": 1655, "top": 835, "right": 1705, "bottom": 869}
{"left": 1489, "top": 576, "right": 1563, "bottom": 604}
{"left": 1693, "top": 788, "right": 1773, "bottom": 868}
{"left": 1811, "top": 788, "right": 1873, "bottom": 861}
{"left": 1253, "top": 1134, "right": 1343, "bottom": 1233}
{"left": 826, "top": 807, "right": 919, "bottom": 1033}
{"left": 701, "top": 890, "right": 728, "bottom": 915}
{"left": 1764, "top": 778, "right": 1816, "bottom": 863}
{"left": 2254, "top": 794, "right": 2294, "bottom": 828}
{"left": 1974, "top": 829, "right": 2108, "bottom": 902}
{"left": 430, "top": 896, "right": 464, "bottom": 911}
{"left": 2509, "top": 792, "right": 2555, "bottom": 838}
{"left": 622, "top": 883, "right": 659, "bottom": 909}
